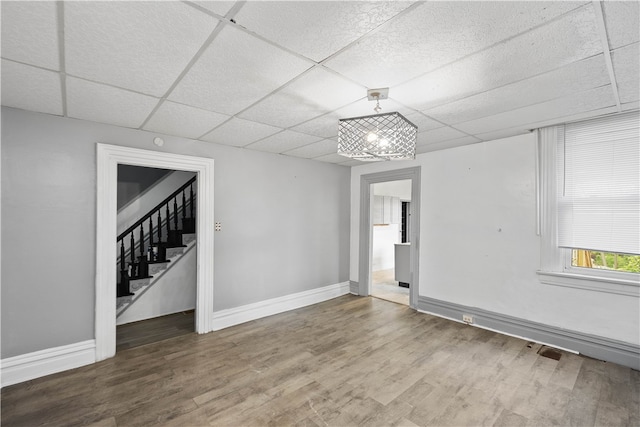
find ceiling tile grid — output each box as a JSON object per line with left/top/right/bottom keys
{"left": 391, "top": 4, "right": 602, "bottom": 112}
{"left": 422, "top": 54, "right": 610, "bottom": 125}
{"left": 1, "top": 60, "right": 63, "bottom": 116}
{"left": 238, "top": 67, "right": 365, "bottom": 129}
{"left": 66, "top": 77, "right": 159, "bottom": 129}
{"left": 611, "top": 43, "right": 640, "bottom": 104}
{"left": 416, "top": 126, "right": 471, "bottom": 147}
{"left": 602, "top": 1, "right": 640, "bottom": 49}
{"left": 283, "top": 138, "right": 338, "bottom": 159}
{"left": 168, "top": 24, "right": 313, "bottom": 116}
{"left": 64, "top": 1, "right": 218, "bottom": 97}
{"left": 455, "top": 85, "right": 616, "bottom": 136}
{"left": 201, "top": 117, "right": 283, "bottom": 147}
{"left": 233, "top": 1, "right": 415, "bottom": 62}
{"left": 143, "top": 101, "right": 229, "bottom": 140}
{"left": 244, "top": 130, "right": 323, "bottom": 154}
{"left": 415, "top": 136, "right": 482, "bottom": 155}
{"left": 324, "top": 1, "right": 589, "bottom": 88}
{"left": 1, "top": 1, "right": 638, "bottom": 167}
{"left": 1, "top": 1, "right": 60, "bottom": 70}
{"left": 192, "top": 1, "right": 237, "bottom": 18}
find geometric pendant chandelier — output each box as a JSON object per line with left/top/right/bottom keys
{"left": 337, "top": 89, "right": 418, "bottom": 161}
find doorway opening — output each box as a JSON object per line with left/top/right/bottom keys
{"left": 95, "top": 144, "right": 215, "bottom": 362}
{"left": 359, "top": 167, "right": 420, "bottom": 309}
{"left": 115, "top": 164, "right": 197, "bottom": 351}
{"left": 370, "top": 180, "right": 411, "bottom": 306}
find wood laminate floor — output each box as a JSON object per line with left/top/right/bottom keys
{"left": 2, "top": 295, "right": 638, "bottom": 426}
{"left": 116, "top": 310, "right": 194, "bottom": 352}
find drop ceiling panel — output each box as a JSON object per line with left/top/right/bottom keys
{"left": 65, "top": 1, "right": 217, "bottom": 97}
{"left": 417, "top": 127, "right": 469, "bottom": 146}
{"left": 201, "top": 117, "right": 282, "bottom": 147}
{"left": 238, "top": 67, "right": 364, "bottom": 128}
{"left": 602, "top": 1, "right": 640, "bottom": 49}
{"left": 415, "top": 136, "right": 480, "bottom": 154}
{"left": 622, "top": 101, "right": 640, "bottom": 112}
{"left": 402, "top": 112, "right": 445, "bottom": 132}
{"left": 291, "top": 112, "right": 342, "bottom": 138}
{"left": 314, "top": 153, "right": 351, "bottom": 164}
{"left": 423, "top": 55, "right": 609, "bottom": 125}
{"left": 392, "top": 5, "right": 602, "bottom": 111}
{"left": 325, "top": 1, "right": 588, "bottom": 88}
{"left": 456, "top": 85, "right": 616, "bottom": 135}
{"left": 143, "top": 101, "right": 229, "bottom": 139}
{"left": 283, "top": 139, "right": 338, "bottom": 159}
{"left": 66, "top": 78, "right": 158, "bottom": 129}
{"left": 474, "top": 105, "right": 621, "bottom": 141}
{"left": 192, "top": 1, "right": 236, "bottom": 17}
{"left": 169, "top": 25, "right": 313, "bottom": 116}
{"left": 611, "top": 43, "right": 640, "bottom": 104}
{"left": 245, "top": 130, "right": 323, "bottom": 154}
{"left": 1, "top": 60, "right": 62, "bottom": 115}
{"left": 234, "top": 1, "right": 413, "bottom": 62}
{"left": 1, "top": 1, "right": 60, "bottom": 70}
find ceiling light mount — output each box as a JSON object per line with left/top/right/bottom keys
{"left": 338, "top": 88, "right": 417, "bottom": 162}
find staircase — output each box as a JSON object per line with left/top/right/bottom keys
{"left": 116, "top": 176, "right": 197, "bottom": 317}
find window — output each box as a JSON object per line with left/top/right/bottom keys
{"left": 537, "top": 111, "right": 640, "bottom": 297}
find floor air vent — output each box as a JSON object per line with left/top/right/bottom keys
{"left": 538, "top": 346, "right": 562, "bottom": 361}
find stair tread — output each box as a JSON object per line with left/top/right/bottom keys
{"left": 130, "top": 275, "right": 153, "bottom": 280}
{"left": 147, "top": 259, "right": 171, "bottom": 265}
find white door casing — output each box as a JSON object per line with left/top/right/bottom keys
{"left": 95, "top": 143, "right": 214, "bottom": 361}
{"left": 359, "top": 167, "right": 421, "bottom": 308}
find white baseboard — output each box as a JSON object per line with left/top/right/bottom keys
{"left": 211, "top": 281, "right": 350, "bottom": 331}
{"left": 1, "top": 340, "right": 96, "bottom": 388}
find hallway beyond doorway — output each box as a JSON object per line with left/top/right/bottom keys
{"left": 371, "top": 269, "right": 409, "bottom": 306}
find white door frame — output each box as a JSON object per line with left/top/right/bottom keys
{"left": 95, "top": 143, "right": 215, "bottom": 361}
{"left": 359, "top": 167, "right": 420, "bottom": 308}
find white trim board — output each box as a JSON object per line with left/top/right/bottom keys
{"left": 417, "top": 296, "right": 640, "bottom": 370}
{"left": 1, "top": 340, "right": 96, "bottom": 388}
{"left": 212, "top": 282, "right": 350, "bottom": 331}
{"left": 96, "top": 144, "right": 215, "bottom": 362}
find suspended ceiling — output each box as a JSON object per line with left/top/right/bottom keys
{"left": 1, "top": 1, "right": 638, "bottom": 167}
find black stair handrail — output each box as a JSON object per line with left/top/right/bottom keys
{"left": 118, "top": 176, "right": 196, "bottom": 242}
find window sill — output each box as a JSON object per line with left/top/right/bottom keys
{"left": 537, "top": 270, "right": 639, "bottom": 297}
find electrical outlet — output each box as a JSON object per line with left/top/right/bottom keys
{"left": 462, "top": 314, "right": 473, "bottom": 324}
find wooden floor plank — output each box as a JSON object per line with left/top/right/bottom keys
{"left": 2, "top": 295, "right": 637, "bottom": 427}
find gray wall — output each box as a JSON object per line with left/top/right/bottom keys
{"left": 349, "top": 133, "right": 640, "bottom": 346}
{"left": 1, "top": 107, "right": 351, "bottom": 358}
{"left": 117, "top": 164, "right": 171, "bottom": 210}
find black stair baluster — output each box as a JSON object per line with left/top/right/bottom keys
{"left": 130, "top": 232, "right": 135, "bottom": 266}
{"left": 130, "top": 232, "right": 136, "bottom": 277}
{"left": 173, "top": 197, "right": 179, "bottom": 231}
{"left": 120, "top": 240, "right": 126, "bottom": 273}
{"left": 149, "top": 217, "right": 154, "bottom": 261}
{"left": 139, "top": 223, "right": 145, "bottom": 258}
{"left": 116, "top": 176, "right": 196, "bottom": 306}
{"left": 182, "top": 190, "right": 186, "bottom": 222}
{"left": 190, "top": 183, "right": 194, "bottom": 219}
{"left": 166, "top": 203, "right": 171, "bottom": 236}
{"left": 149, "top": 217, "right": 154, "bottom": 247}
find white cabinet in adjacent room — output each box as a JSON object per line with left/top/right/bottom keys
{"left": 373, "top": 195, "right": 401, "bottom": 225}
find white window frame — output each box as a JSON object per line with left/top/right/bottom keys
{"left": 536, "top": 126, "right": 640, "bottom": 297}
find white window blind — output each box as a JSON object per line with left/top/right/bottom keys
{"left": 556, "top": 111, "right": 640, "bottom": 255}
